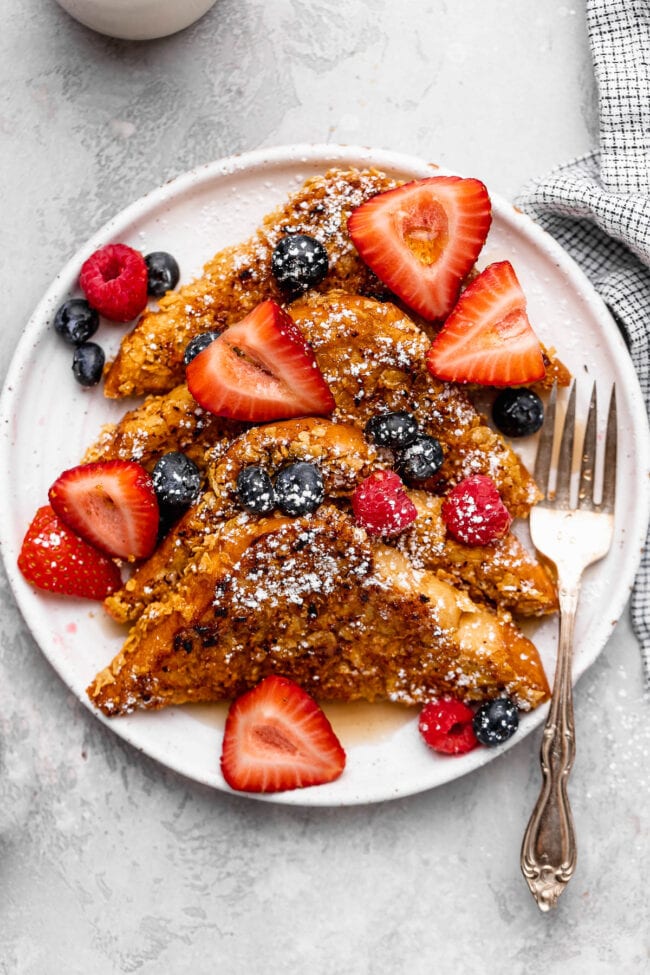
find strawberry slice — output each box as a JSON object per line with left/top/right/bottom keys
{"left": 186, "top": 300, "right": 335, "bottom": 422}
{"left": 220, "top": 675, "right": 346, "bottom": 793}
{"left": 347, "top": 176, "right": 491, "bottom": 320}
{"left": 48, "top": 460, "right": 159, "bottom": 560}
{"left": 426, "top": 261, "right": 546, "bottom": 386}
{"left": 18, "top": 505, "right": 122, "bottom": 600}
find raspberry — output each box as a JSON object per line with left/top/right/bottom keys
{"left": 351, "top": 470, "right": 417, "bottom": 536}
{"left": 441, "top": 474, "right": 512, "bottom": 546}
{"left": 79, "top": 243, "right": 148, "bottom": 322}
{"left": 418, "top": 698, "right": 479, "bottom": 756}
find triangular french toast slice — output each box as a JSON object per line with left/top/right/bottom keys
{"left": 89, "top": 292, "right": 540, "bottom": 516}
{"left": 103, "top": 417, "right": 557, "bottom": 626}
{"left": 104, "top": 417, "right": 386, "bottom": 622}
{"left": 103, "top": 167, "right": 570, "bottom": 400}
{"left": 88, "top": 507, "right": 550, "bottom": 717}
{"left": 104, "top": 168, "right": 399, "bottom": 399}
{"left": 289, "top": 292, "right": 541, "bottom": 514}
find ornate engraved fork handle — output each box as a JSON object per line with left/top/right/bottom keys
{"left": 521, "top": 584, "right": 579, "bottom": 912}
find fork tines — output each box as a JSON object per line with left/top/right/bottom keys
{"left": 534, "top": 380, "right": 617, "bottom": 513}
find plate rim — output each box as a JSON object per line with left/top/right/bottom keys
{"left": 2, "top": 142, "right": 649, "bottom": 807}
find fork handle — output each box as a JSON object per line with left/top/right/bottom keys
{"left": 521, "top": 584, "right": 578, "bottom": 912}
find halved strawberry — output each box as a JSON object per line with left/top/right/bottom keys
{"left": 220, "top": 675, "right": 346, "bottom": 793}
{"left": 426, "top": 261, "right": 546, "bottom": 387}
{"left": 347, "top": 176, "right": 491, "bottom": 321}
{"left": 18, "top": 505, "right": 122, "bottom": 600}
{"left": 48, "top": 460, "right": 159, "bottom": 560}
{"left": 186, "top": 300, "right": 335, "bottom": 422}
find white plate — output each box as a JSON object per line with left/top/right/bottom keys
{"left": 1, "top": 144, "right": 649, "bottom": 807}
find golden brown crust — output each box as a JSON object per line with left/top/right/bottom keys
{"left": 88, "top": 509, "right": 550, "bottom": 716}
{"left": 83, "top": 384, "right": 246, "bottom": 472}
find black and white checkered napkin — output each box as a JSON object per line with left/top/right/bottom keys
{"left": 515, "top": 0, "right": 650, "bottom": 686}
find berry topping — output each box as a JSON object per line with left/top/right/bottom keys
{"left": 426, "top": 261, "right": 546, "bottom": 387}
{"left": 145, "top": 251, "right": 180, "bottom": 298}
{"left": 492, "top": 387, "right": 544, "bottom": 437}
{"left": 418, "top": 698, "right": 479, "bottom": 756}
{"left": 348, "top": 176, "right": 491, "bottom": 320}
{"left": 274, "top": 462, "right": 325, "bottom": 517}
{"left": 18, "top": 505, "right": 121, "bottom": 600}
{"left": 364, "top": 410, "right": 419, "bottom": 450}
{"left": 236, "top": 466, "right": 276, "bottom": 515}
{"left": 53, "top": 299, "right": 99, "bottom": 346}
{"left": 183, "top": 331, "right": 219, "bottom": 366}
{"left": 79, "top": 243, "right": 148, "bottom": 323}
{"left": 398, "top": 434, "right": 444, "bottom": 482}
{"left": 271, "top": 234, "right": 329, "bottom": 298}
{"left": 351, "top": 470, "right": 418, "bottom": 537}
{"left": 48, "top": 460, "right": 159, "bottom": 560}
{"left": 472, "top": 697, "right": 519, "bottom": 746}
{"left": 220, "top": 675, "right": 346, "bottom": 793}
{"left": 186, "top": 300, "right": 335, "bottom": 422}
{"left": 151, "top": 452, "right": 201, "bottom": 508}
{"left": 441, "top": 474, "right": 512, "bottom": 546}
{"left": 72, "top": 342, "right": 105, "bottom": 387}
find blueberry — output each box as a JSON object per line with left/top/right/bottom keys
{"left": 274, "top": 462, "right": 325, "bottom": 516}
{"left": 236, "top": 466, "right": 276, "bottom": 515}
{"left": 364, "top": 411, "right": 419, "bottom": 450}
{"left": 398, "top": 434, "right": 444, "bottom": 481}
{"left": 271, "top": 234, "right": 329, "bottom": 297}
{"left": 152, "top": 452, "right": 201, "bottom": 508}
{"left": 72, "top": 342, "right": 105, "bottom": 387}
{"left": 54, "top": 299, "right": 99, "bottom": 346}
{"left": 183, "top": 331, "right": 219, "bottom": 366}
{"left": 145, "top": 252, "right": 180, "bottom": 298}
{"left": 492, "top": 388, "right": 544, "bottom": 438}
{"left": 472, "top": 697, "right": 519, "bottom": 747}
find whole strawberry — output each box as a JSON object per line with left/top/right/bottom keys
{"left": 441, "top": 474, "right": 512, "bottom": 545}
{"left": 18, "top": 505, "right": 121, "bottom": 600}
{"left": 79, "top": 243, "right": 148, "bottom": 322}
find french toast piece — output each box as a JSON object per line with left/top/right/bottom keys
{"left": 104, "top": 417, "right": 386, "bottom": 623}
{"left": 398, "top": 491, "right": 558, "bottom": 616}
{"left": 88, "top": 508, "right": 550, "bottom": 717}
{"left": 103, "top": 166, "right": 571, "bottom": 402}
{"left": 89, "top": 292, "right": 540, "bottom": 516}
{"left": 290, "top": 293, "right": 541, "bottom": 516}
{"left": 104, "top": 418, "right": 555, "bottom": 626}
{"left": 103, "top": 168, "right": 399, "bottom": 399}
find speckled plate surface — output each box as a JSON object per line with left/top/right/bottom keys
{"left": 1, "top": 144, "right": 648, "bottom": 806}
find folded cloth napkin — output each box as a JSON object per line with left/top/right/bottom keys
{"left": 515, "top": 0, "right": 650, "bottom": 687}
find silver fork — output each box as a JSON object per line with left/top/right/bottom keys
{"left": 520, "top": 381, "right": 617, "bottom": 912}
